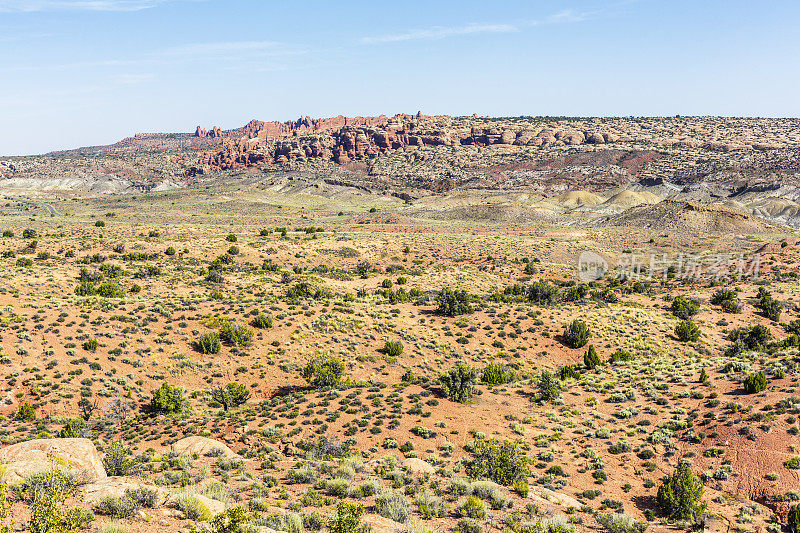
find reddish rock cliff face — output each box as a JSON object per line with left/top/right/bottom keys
{"left": 188, "top": 112, "right": 622, "bottom": 174}
{"left": 193, "top": 114, "right": 432, "bottom": 172}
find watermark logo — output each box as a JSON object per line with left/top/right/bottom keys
{"left": 577, "top": 251, "right": 761, "bottom": 282}
{"left": 577, "top": 251, "right": 608, "bottom": 282}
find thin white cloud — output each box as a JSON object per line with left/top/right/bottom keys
{"left": 361, "top": 23, "right": 517, "bottom": 44}
{"left": 0, "top": 0, "right": 176, "bottom": 12}
{"left": 362, "top": 8, "right": 596, "bottom": 45}
{"left": 161, "top": 40, "right": 297, "bottom": 57}
{"left": 545, "top": 9, "right": 592, "bottom": 24}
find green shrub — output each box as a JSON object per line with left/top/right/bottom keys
{"left": 465, "top": 438, "right": 530, "bottom": 485}
{"left": 743, "top": 371, "right": 767, "bottom": 394}
{"left": 675, "top": 319, "right": 701, "bottom": 342}
{"left": 563, "top": 320, "right": 590, "bottom": 348}
{"left": 785, "top": 456, "right": 800, "bottom": 469}
{"left": 211, "top": 506, "right": 250, "bottom": 533}
{"left": 559, "top": 365, "right": 580, "bottom": 380}
{"left": 758, "top": 288, "right": 782, "bottom": 322}
{"left": 97, "top": 495, "right": 138, "bottom": 518}
{"left": 671, "top": 295, "right": 700, "bottom": 319}
{"left": 415, "top": 490, "right": 446, "bottom": 519}
{"left": 457, "top": 495, "right": 485, "bottom": 519}
{"left": 384, "top": 340, "right": 403, "bottom": 358}
{"left": 219, "top": 321, "right": 253, "bottom": 347}
{"left": 211, "top": 383, "right": 251, "bottom": 411}
{"left": 436, "top": 287, "right": 473, "bottom": 316}
{"left": 401, "top": 369, "right": 415, "bottom": 384}
{"left": 103, "top": 440, "right": 135, "bottom": 476}
{"left": 440, "top": 362, "right": 478, "bottom": 403}
{"left": 22, "top": 229, "right": 37, "bottom": 239}
{"left": 176, "top": 495, "right": 211, "bottom": 521}
{"left": 608, "top": 349, "right": 634, "bottom": 363}
{"left": 374, "top": 491, "right": 411, "bottom": 523}
{"left": 482, "top": 363, "right": 515, "bottom": 385}
{"left": 165, "top": 246, "right": 176, "bottom": 256}
{"left": 456, "top": 518, "right": 482, "bottom": 533}
{"left": 596, "top": 513, "right": 647, "bottom": 533}
{"left": 526, "top": 280, "right": 559, "bottom": 305}
{"left": 26, "top": 466, "right": 92, "bottom": 533}
{"left": 523, "top": 262, "right": 537, "bottom": 275}
{"left": 584, "top": 345, "right": 601, "bottom": 369}
{"left": 720, "top": 299, "right": 742, "bottom": 313}
{"left": 710, "top": 288, "right": 736, "bottom": 305}
{"left": 329, "top": 501, "right": 362, "bottom": 533}
{"left": 150, "top": 382, "right": 186, "bottom": 414}
{"left": 125, "top": 487, "right": 158, "bottom": 508}
{"left": 59, "top": 418, "right": 87, "bottom": 438}
{"left": 197, "top": 332, "right": 222, "bottom": 354}
{"left": 16, "top": 402, "right": 36, "bottom": 421}
{"left": 537, "top": 370, "right": 561, "bottom": 402}
{"left": 96, "top": 282, "right": 124, "bottom": 298}
{"left": 225, "top": 234, "right": 237, "bottom": 242}
{"left": 83, "top": 338, "right": 98, "bottom": 352}
{"left": 75, "top": 282, "right": 97, "bottom": 296}
{"left": 206, "top": 270, "right": 224, "bottom": 283}
{"left": 16, "top": 257, "right": 32, "bottom": 268}
{"left": 787, "top": 504, "right": 800, "bottom": 533}
{"left": 252, "top": 314, "right": 273, "bottom": 329}
{"left": 656, "top": 463, "right": 705, "bottom": 520}
{"left": 302, "top": 353, "right": 345, "bottom": 388}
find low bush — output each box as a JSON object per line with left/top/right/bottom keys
{"left": 563, "top": 320, "right": 590, "bottom": 348}
{"left": 440, "top": 363, "right": 478, "bottom": 403}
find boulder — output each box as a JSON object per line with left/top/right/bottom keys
{"left": 172, "top": 436, "right": 237, "bottom": 459}
{"left": 402, "top": 458, "right": 435, "bottom": 475}
{"left": 82, "top": 478, "right": 170, "bottom": 506}
{"left": 585, "top": 132, "right": 605, "bottom": 144}
{"left": 167, "top": 493, "right": 226, "bottom": 516}
{"left": 499, "top": 130, "right": 517, "bottom": 144}
{"left": 0, "top": 438, "right": 106, "bottom": 484}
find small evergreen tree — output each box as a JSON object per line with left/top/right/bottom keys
{"left": 436, "top": 287, "right": 473, "bottom": 316}
{"left": 537, "top": 370, "right": 561, "bottom": 402}
{"left": 302, "top": 353, "right": 345, "bottom": 388}
{"left": 150, "top": 382, "right": 186, "bottom": 414}
{"left": 671, "top": 295, "right": 700, "bottom": 319}
{"left": 743, "top": 371, "right": 767, "bottom": 394}
{"left": 656, "top": 463, "right": 705, "bottom": 521}
{"left": 211, "top": 382, "right": 251, "bottom": 411}
{"left": 440, "top": 362, "right": 478, "bottom": 403}
{"left": 675, "top": 319, "right": 701, "bottom": 342}
{"left": 584, "top": 345, "right": 601, "bottom": 369}
{"left": 384, "top": 340, "right": 404, "bottom": 358}
{"left": 563, "top": 319, "right": 590, "bottom": 348}
{"left": 465, "top": 438, "right": 530, "bottom": 485}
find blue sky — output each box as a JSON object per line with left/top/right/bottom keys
{"left": 1, "top": 0, "right": 799, "bottom": 155}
